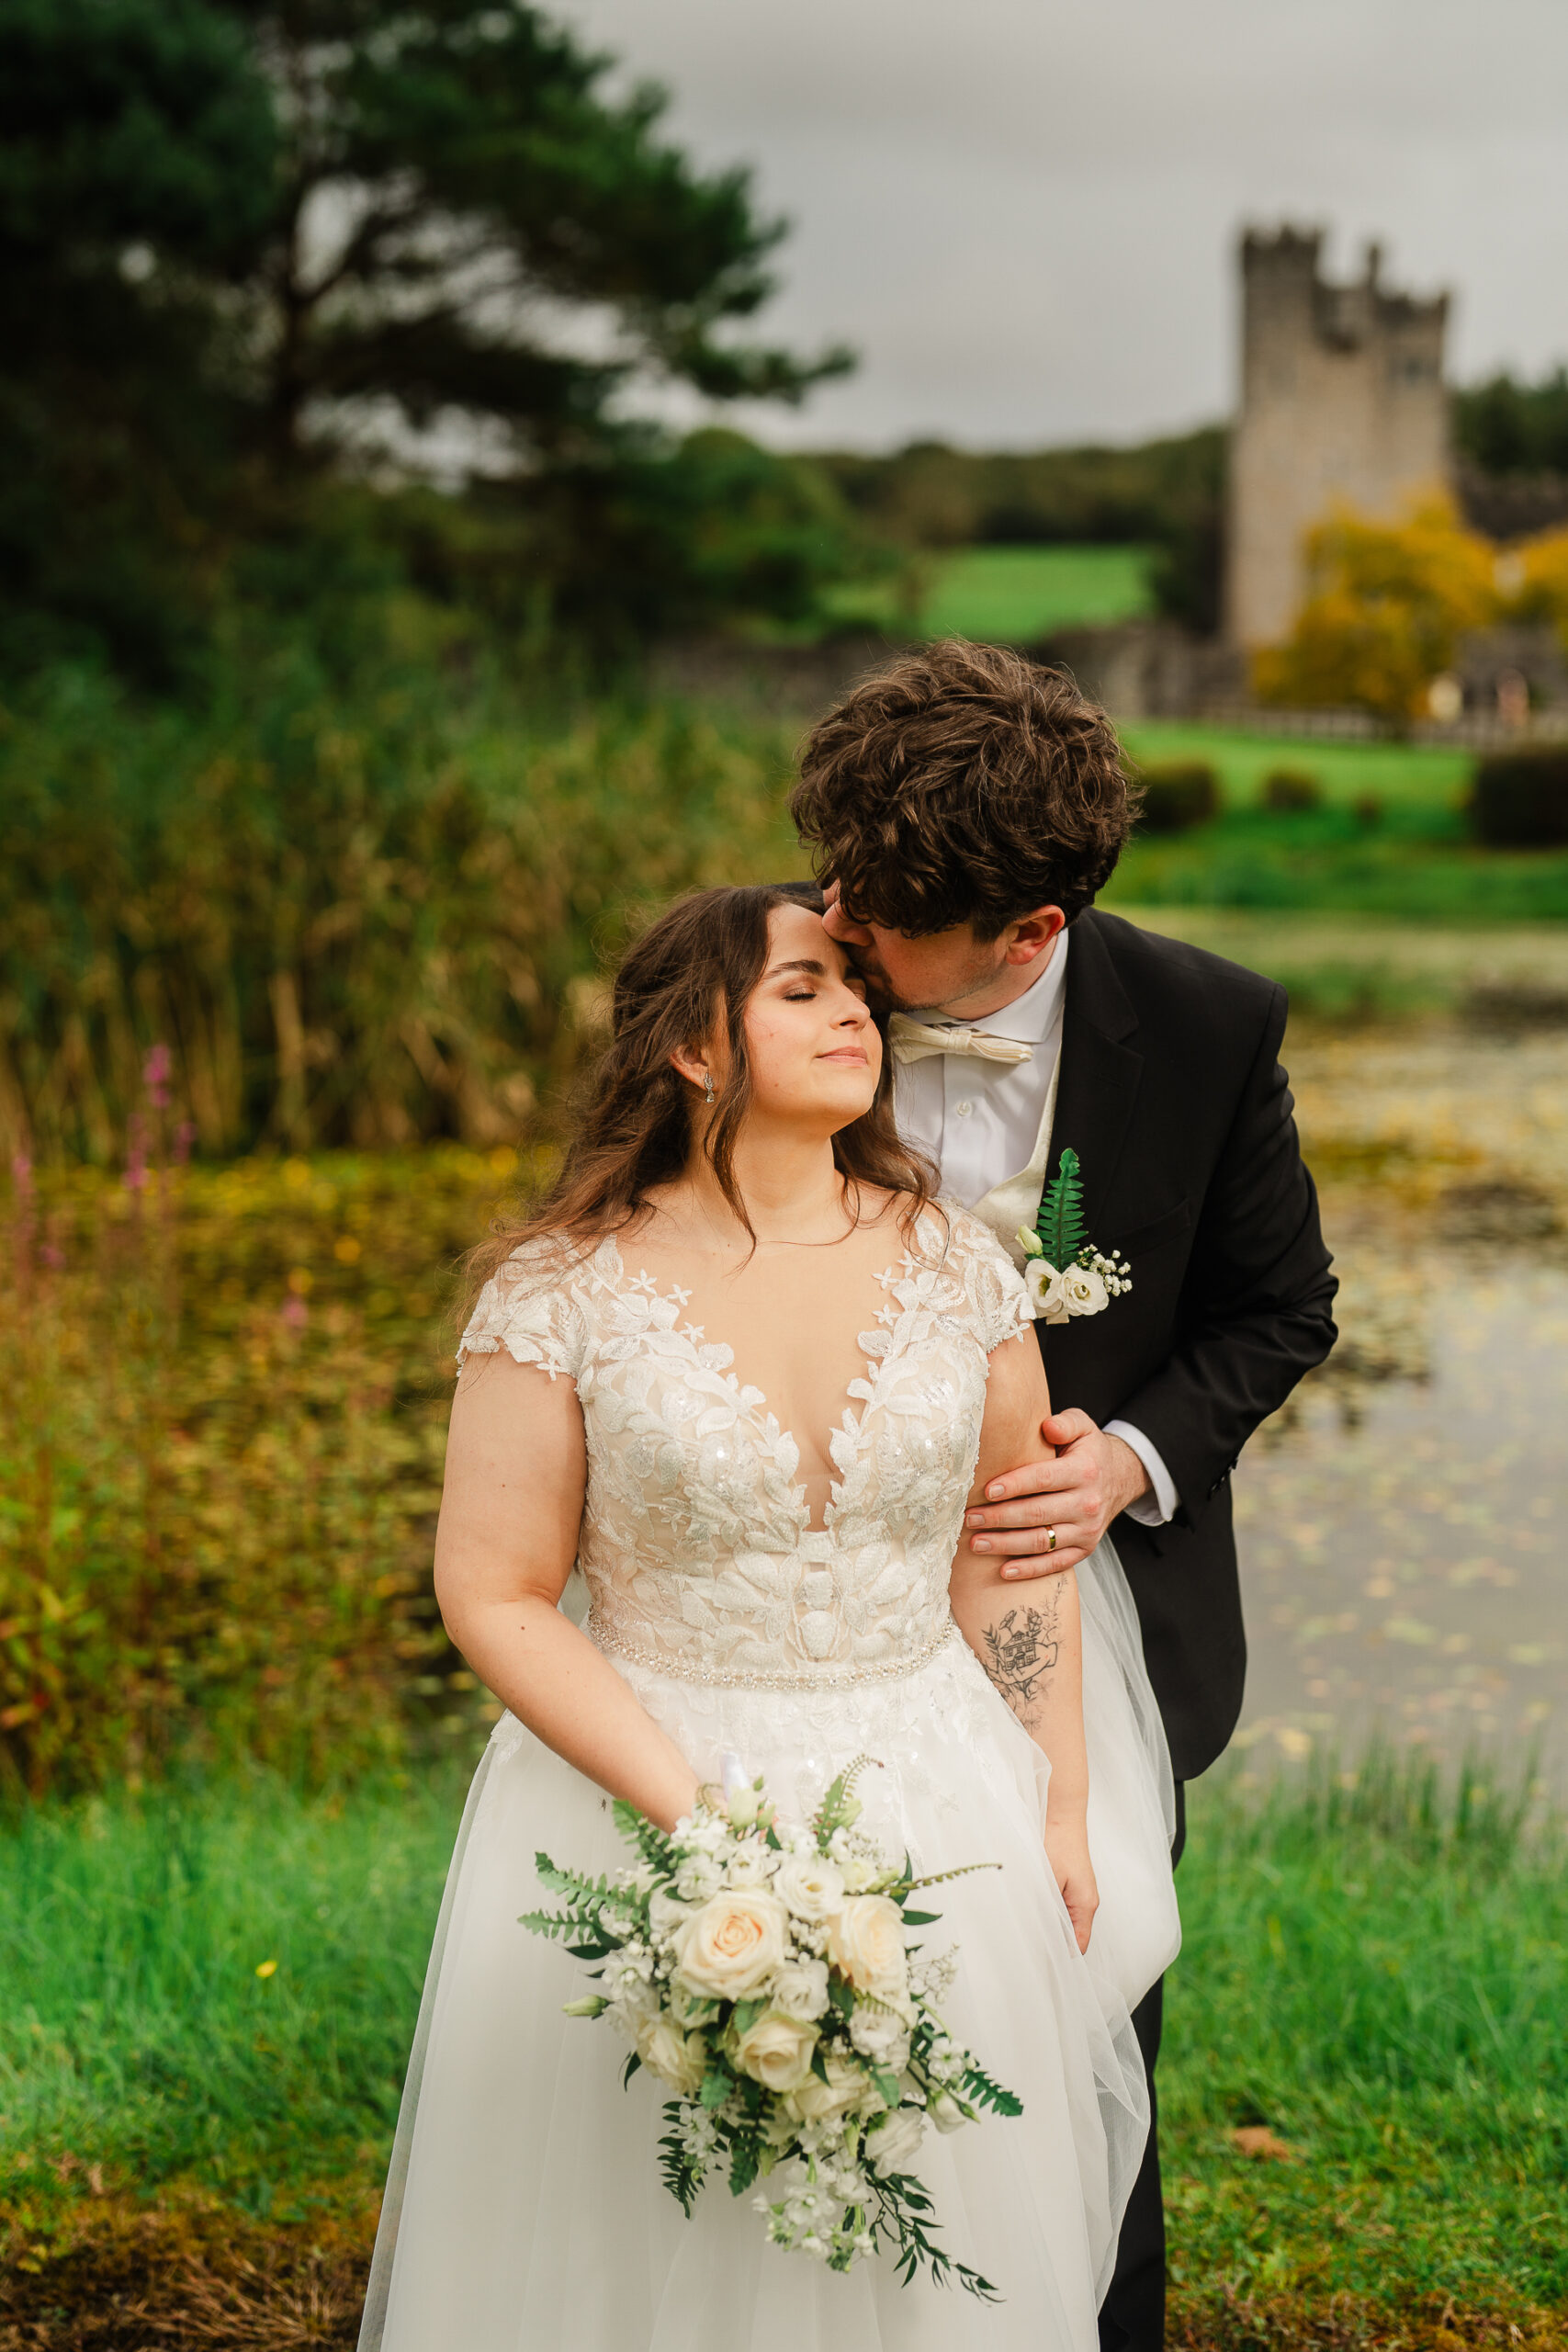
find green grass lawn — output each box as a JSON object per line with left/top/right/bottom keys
{"left": 823, "top": 543, "right": 1155, "bottom": 642}
{"left": 1117, "top": 725, "right": 1473, "bottom": 816}
{"left": 1104, "top": 725, "right": 1568, "bottom": 924}
{"left": 3, "top": 1759, "right": 1563, "bottom": 2333}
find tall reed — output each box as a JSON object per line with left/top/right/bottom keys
{"left": 0, "top": 669, "right": 802, "bottom": 1163}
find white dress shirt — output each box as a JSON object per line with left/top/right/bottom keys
{"left": 892, "top": 933, "right": 1178, "bottom": 1528}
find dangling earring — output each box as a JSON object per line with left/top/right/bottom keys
{"left": 703, "top": 1070, "right": 716, "bottom": 1104}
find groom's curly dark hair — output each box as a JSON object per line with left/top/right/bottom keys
{"left": 790, "top": 639, "right": 1140, "bottom": 937}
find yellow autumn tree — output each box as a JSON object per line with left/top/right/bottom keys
{"left": 1254, "top": 496, "right": 1501, "bottom": 721}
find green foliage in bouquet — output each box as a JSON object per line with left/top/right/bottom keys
{"left": 522, "top": 1758, "right": 1022, "bottom": 2298}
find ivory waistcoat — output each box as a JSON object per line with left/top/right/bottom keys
{"left": 964, "top": 1046, "right": 1061, "bottom": 1271}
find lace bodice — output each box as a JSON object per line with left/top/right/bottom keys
{"left": 459, "top": 1206, "right": 1032, "bottom": 1690}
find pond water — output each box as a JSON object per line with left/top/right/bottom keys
{"left": 1231, "top": 1242, "right": 1568, "bottom": 1792}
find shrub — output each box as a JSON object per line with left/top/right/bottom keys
{"left": 1470, "top": 750, "right": 1568, "bottom": 846}
{"left": 1134, "top": 761, "right": 1220, "bottom": 832}
{"left": 1260, "top": 767, "right": 1323, "bottom": 813}
{"left": 0, "top": 1122, "right": 550, "bottom": 1796}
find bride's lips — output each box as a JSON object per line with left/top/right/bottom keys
{"left": 817, "top": 1047, "right": 869, "bottom": 1064}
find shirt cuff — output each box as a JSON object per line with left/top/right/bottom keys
{"left": 1104, "top": 1420, "right": 1179, "bottom": 1527}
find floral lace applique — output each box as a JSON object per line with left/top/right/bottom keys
{"left": 460, "top": 1209, "right": 1032, "bottom": 1690}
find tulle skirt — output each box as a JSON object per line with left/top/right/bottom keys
{"left": 358, "top": 1542, "right": 1179, "bottom": 2352}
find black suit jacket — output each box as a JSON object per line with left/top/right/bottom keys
{"left": 1040, "top": 910, "right": 1337, "bottom": 1780}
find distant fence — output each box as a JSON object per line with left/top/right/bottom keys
{"left": 644, "top": 633, "right": 1568, "bottom": 746}
{"left": 1186, "top": 703, "right": 1568, "bottom": 749}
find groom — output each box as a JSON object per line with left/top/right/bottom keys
{"left": 789, "top": 639, "right": 1338, "bottom": 2352}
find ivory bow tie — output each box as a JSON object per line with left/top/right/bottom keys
{"left": 887, "top": 1015, "right": 1034, "bottom": 1068}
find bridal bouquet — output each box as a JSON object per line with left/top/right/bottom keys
{"left": 522, "top": 1758, "right": 1021, "bottom": 2298}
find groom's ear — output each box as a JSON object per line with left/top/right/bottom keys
{"left": 1003, "top": 906, "right": 1067, "bottom": 967}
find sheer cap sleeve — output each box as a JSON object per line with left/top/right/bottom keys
{"left": 457, "top": 1234, "right": 592, "bottom": 1383}
{"left": 946, "top": 1205, "right": 1036, "bottom": 1353}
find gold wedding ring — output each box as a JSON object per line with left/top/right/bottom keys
{"left": 1046, "top": 1526, "right": 1057, "bottom": 1553}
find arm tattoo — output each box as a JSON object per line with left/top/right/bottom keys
{"left": 978, "top": 1599, "right": 1060, "bottom": 1723}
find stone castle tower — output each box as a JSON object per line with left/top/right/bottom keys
{"left": 1226, "top": 228, "right": 1450, "bottom": 647}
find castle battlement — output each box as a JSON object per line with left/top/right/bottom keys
{"left": 1226, "top": 227, "right": 1450, "bottom": 647}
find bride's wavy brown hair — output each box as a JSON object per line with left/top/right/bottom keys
{"left": 467, "top": 884, "right": 937, "bottom": 1295}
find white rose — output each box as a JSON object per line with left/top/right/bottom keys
{"left": 1061, "top": 1263, "right": 1109, "bottom": 1317}
{"left": 773, "top": 1856, "right": 845, "bottom": 1921}
{"left": 636, "top": 2016, "right": 707, "bottom": 2096}
{"left": 730, "top": 2008, "right": 819, "bottom": 2092}
{"left": 864, "top": 2106, "right": 926, "bottom": 2175}
{"left": 927, "top": 2090, "right": 970, "bottom": 2134}
{"left": 769, "top": 1957, "right": 831, "bottom": 2020}
{"left": 849, "top": 2005, "right": 911, "bottom": 2069}
{"left": 1025, "top": 1259, "right": 1071, "bottom": 1325}
{"left": 785, "top": 2050, "right": 874, "bottom": 2124}
{"left": 826, "top": 1895, "right": 909, "bottom": 2000}
{"left": 674, "top": 1889, "right": 790, "bottom": 2000}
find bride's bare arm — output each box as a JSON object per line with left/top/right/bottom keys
{"left": 434, "top": 1353, "right": 703, "bottom": 1830}
{"left": 948, "top": 1333, "right": 1098, "bottom": 1951}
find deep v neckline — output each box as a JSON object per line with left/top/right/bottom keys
{"left": 596, "top": 1228, "right": 924, "bottom": 1534}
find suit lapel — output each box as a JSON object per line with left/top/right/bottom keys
{"left": 1049, "top": 912, "right": 1143, "bottom": 1235}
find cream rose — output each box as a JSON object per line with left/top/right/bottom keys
{"left": 636, "top": 2016, "right": 707, "bottom": 2096}
{"left": 826, "top": 1895, "right": 909, "bottom": 2000}
{"left": 674, "top": 1888, "right": 789, "bottom": 2000}
{"left": 773, "top": 1856, "right": 845, "bottom": 1921}
{"left": 1025, "top": 1259, "right": 1070, "bottom": 1325}
{"left": 1061, "top": 1263, "right": 1109, "bottom": 1316}
{"left": 730, "top": 2008, "right": 818, "bottom": 2093}
{"left": 785, "top": 2049, "right": 873, "bottom": 2124}
{"left": 770, "top": 1956, "right": 830, "bottom": 2020}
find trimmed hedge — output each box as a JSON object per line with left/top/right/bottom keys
{"left": 1470, "top": 750, "right": 1568, "bottom": 846}
{"left": 1261, "top": 766, "right": 1324, "bottom": 813}
{"left": 1134, "top": 761, "right": 1220, "bottom": 833}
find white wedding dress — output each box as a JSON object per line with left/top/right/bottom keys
{"left": 359, "top": 1206, "right": 1179, "bottom": 2352}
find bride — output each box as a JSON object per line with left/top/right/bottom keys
{"left": 358, "top": 885, "right": 1179, "bottom": 2352}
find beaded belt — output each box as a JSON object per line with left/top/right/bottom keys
{"left": 589, "top": 1614, "right": 960, "bottom": 1693}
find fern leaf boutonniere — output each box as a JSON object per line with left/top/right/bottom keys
{"left": 1016, "top": 1148, "right": 1133, "bottom": 1326}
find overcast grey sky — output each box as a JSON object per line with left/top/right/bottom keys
{"left": 556, "top": 0, "right": 1568, "bottom": 452}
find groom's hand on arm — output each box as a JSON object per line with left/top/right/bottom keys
{"left": 964, "top": 1411, "right": 1151, "bottom": 1578}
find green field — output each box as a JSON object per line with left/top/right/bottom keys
{"left": 1117, "top": 725, "right": 1472, "bottom": 815}
{"left": 3, "top": 1761, "right": 1562, "bottom": 2341}
{"left": 824, "top": 542, "right": 1155, "bottom": 642}
{"left": 1107, "top": 725, "right": 1568, "bottom": 927}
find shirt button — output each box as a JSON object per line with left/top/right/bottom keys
{"left": 955, "top": 1099, "right": 974, "bottom": 1116}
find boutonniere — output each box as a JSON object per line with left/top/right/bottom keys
{"left": 1016, "top": 1147, "right": 1133, "bottom": 1325}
